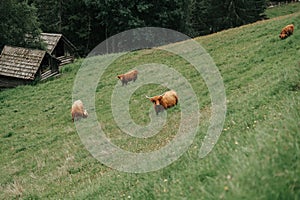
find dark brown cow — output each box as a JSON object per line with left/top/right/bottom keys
{"left": 146, "top": 90, "right": 178, "bottom": 115}
{"left": 71, "top": 100, "right": 88, "bottom": 122}
{"left": 279, "top": 24, "right": 294, "bottom": 39}
{"left": 117, "top": 69, "right": 138, "bottom": 86}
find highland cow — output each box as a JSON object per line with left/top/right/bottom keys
{"left": 71, "top": 100, "right": 88, "bottom": 122}
{"left": 279, "top": 24, "right": 294, "bottom": 39}
{"left": 117, "top": 69, "right": 138, "bottom": 86}
{"left": 146, "top": 90, "right": 178, "bottom": 115}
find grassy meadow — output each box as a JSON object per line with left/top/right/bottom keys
{"left": 265, "top": 2, "right": 300, "bottom": 19}
{"left": 0, "top": 3, "right": 300, "bottom": 199}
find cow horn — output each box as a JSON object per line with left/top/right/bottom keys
{"left": 145, "top": 95, "right": 151, "bottom": 99}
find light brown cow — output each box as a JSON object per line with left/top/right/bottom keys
{"left": 71, "top": 100, "right": 88, "bottom": 122}
{"left": 146, "top": 90, "right": 178, "bottom": 115}
{"left": 279, "top": 24, "right": 294, "bottom": 39}
{"left": 117, "top": 69, "right": 138, "bottom": 86}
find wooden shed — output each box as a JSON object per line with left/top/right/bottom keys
{"left": 0, "top": 45, "right": 60, "bottom": 88}
{"left": 40, "top": 33, "right": 77, "bottom": 66}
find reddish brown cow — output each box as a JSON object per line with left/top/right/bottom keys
{"left": 279, "top": 24, "right": 294, "bottom": 39}
{"left": 117, "top": 69, "right": 138, "bottom": 86}
{"left": 71, "top": 100, "right": 88, "bottom": 122}
{"left": 146, "top": 90, "right": 178, "bottom": 115}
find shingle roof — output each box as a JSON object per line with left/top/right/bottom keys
{"left": 40, "top": 33, "right": 77, "bottom": 54}
{"left": 0, "top": 45, "right": 46, "bottom": 80}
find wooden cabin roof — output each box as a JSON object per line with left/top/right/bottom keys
{"left": 40, "top": 33, "right": 77, "bottom": 54}
{"left": 0, "top": 45, "right": 46, "bottom": 80}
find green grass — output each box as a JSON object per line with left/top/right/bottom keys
{"left": 1, "top": 5, "right": 300, "bottom": 200}
{"left": 265, "top": 2, "right": 300, "bottom": 18}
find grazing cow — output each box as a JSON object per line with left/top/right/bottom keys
{"left": 117, "top": 69, "right": 138, "bottom": 86}
{"left": 71, "top": 100, "right": 88, "bottom": 122}
{"left": 146, "top": 90, "right": 178, "bottom": 115}
{"left": 279, "top": 24, "right": 294, "bottom": 39}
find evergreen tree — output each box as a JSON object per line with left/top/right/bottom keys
{"left": 224, "top": 0, "right": 267, "bottom": 27}
{"left": 187, "top": 0, "right": 267, "bottom": 36}
{"left": 19, "top": 0, "right": 268, "bottom": 55}
{"left": 84, "top": 0, "right": 188, "bottom": 53}
{"left": 187, "top": 0, "right": 211, "bottom": 37}
{"left": 0, "top": 0, "right": 42, "bottom": 50}
{"left": 61, "top": 0, "right": 91, "bottom": 55}
{"left": 30, "top": 0, "right": 62, "bottom": 33}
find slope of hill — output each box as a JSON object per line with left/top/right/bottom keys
{"left": 0, "top": 8, "right": 299, "bottom": 200}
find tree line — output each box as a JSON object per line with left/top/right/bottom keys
{"left": 1, "top": 0, "right": 268, "bottom": 56}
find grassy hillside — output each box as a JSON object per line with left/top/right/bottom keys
{"left": 265, "top": 2, "right": 300, "bottom": 18}
{"left": 1, "top": 5, "right": 300, "bottom": 200}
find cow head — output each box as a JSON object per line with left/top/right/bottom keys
{"left": 83, "top": 110, "right": 88, "bottom": 118}
{"left": 150, "top": 96, "right": 163, "bottom": 106}
{"left": 117, "top": 75, "right": 123, "bottom": 80}
{"left": 146, "top": 95, "right": 164, "bottom": 114}
{"left": 146, "top": 95, "right": 163, "bottom": 105}
{"left": 279, "top": 33, "right": 287, "bottom": 39}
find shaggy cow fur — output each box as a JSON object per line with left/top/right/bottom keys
{"left": 71, "top": 100, "right": 88, "bottom": 121}
{"left": 147, "top": 90, "right": 178, "bottom": 115}
{"left": 117, "top": 70, "right": 138, "bottom": 86}
{"left": 279, "top": 24, "right": 294, "bottom": 39}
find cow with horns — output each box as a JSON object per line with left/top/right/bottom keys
{"left": 146, "top": 90, "right": 178, "bottom": 115}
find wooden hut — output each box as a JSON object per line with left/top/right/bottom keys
{"left": 0, "top": 45, "right": 60, "bottom": 88}
{"left": 40, "top": 33, "right": 77, "bottom": 66}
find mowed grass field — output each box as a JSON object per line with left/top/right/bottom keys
{"left": 0, "top": 4, "right": 300, "bottom": 199}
